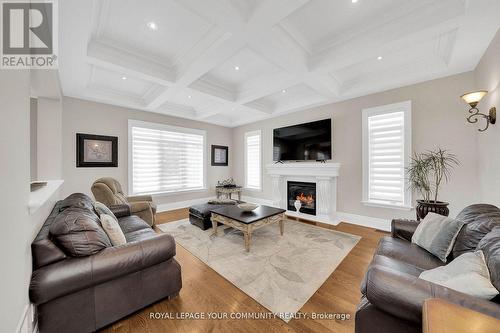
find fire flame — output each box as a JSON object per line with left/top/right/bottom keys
{"left": 296, "top": 192, "right": 314, "bottom": 205}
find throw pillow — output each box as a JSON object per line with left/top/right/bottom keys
{"left": 100, "top": 214, "right": 126, "bottom": 246}
{"left": 419, "top": 250, "right": 499, "bottom": 299}
{"left": 412, "top": 212, "right": 464, "bottom": 262}
{"left": 207, "top": 199, "right": 237, "bottom": 205}
{"left": 94, "top": 201, "right": 118, "bottom": 222}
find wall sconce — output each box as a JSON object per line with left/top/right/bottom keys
{"left": 460, "top": 90, "right": 496, "bottom": 132}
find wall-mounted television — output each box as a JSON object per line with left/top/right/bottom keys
{"left": 273, "top": 119, "right": 332, "bottom": 161}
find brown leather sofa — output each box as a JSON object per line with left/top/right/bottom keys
{"left": 356, "top": 204, "right": 500, "bottom": 333}
{"left": 91, "top": 177, "right": 157, "bottom": 226}
{"left": 29, "top": 193, "right": 181, "bottom": 333}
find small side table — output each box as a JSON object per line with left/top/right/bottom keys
{"left": 215, "top": 186, "right": 242, "bottom": 201}
{"left": 423, "top": 298, "right": 500, "bottom": 333}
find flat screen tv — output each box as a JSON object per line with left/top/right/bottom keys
{"left": 273, "top": 119, "right": 332, "bottom": 161}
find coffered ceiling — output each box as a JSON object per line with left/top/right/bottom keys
{"left": 59, "top": 0, "right": 500, "bottom": 127}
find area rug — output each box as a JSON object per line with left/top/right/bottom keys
{"left": 157, "top": 219, "right": 360, "bottom": 320}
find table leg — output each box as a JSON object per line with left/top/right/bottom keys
{"left": 244, "top": 232, "right": 251, "bottom": 252}
{"left": 212, "top": 218, "right": 218, "bottom": 236}
{"left": 238, "top": 191, "right": 241, "bottom": 201}
{"left": 279, "top": 218, "right": 284, "bottom": 236}
{"left": 216, "top": 191, "right": 220, "bottom": 199}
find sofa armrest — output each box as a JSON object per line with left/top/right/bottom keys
{"left": 364, "top": 266, "right": 500, "bottom": 324}
{"left": 128, "top": 194, "right": 153, "bottom": 203}
{"left": 391, "top": 219, "right": 420, "bottom": 241}
{"left": 109, "top": 203, "right": 131, "bottom": 218}
{"left": 30, "top": 233, "right": 176, "bottom": 305}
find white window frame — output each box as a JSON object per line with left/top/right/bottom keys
{"left": 244, "top": 130, "right": 262, "bottom": 191}
{"left": 362, "top": 101, "right": 412, "bottom": 210}
{"left": 128, "top": 119, "right": 207, "bottom": 196}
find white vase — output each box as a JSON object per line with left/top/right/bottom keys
{"left": 294, "top": 199, "right": 302, "bottom": 213}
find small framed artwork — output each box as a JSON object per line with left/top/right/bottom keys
{"left": 211, "top": 145, "right": 228, "bottom": 166}
{"left": 76, "top": 133, "right": 118, "bottom": 167}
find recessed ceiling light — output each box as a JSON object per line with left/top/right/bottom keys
{"left": 352, "top": 0, "right": 358, "bottom": 3}
{"left": 121, "top": 76, "right": 127, "bottom": 80}
{"left": 377, "top": 56, "right": 383, "bottom": 60}
{"left": 282, "top": 89, "right": 287, "bottom": 93}
{"left": 188, "top": 95, "right": 192, "bottom": 99}
{"left": 147, "top": 22, "right": 158, "bottom": 31}
{"left": 234, "top": 66, "right": 240, "bottom": 71}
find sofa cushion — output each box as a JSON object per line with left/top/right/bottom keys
{"left": 59, "top": 193, "right": 95, "bottom": 212}
{"left": 50, "top": 207, "right": 112, "bottom": 257}
{"left": 411, "top": 213, "right": 464, "bottom": 262}
{"left": 376, "top": 237, "right": 444, "bottom": 270}
{"left": 453, "top": 211, "right": 500, "bottom": 258}
{"left": 118, "top": 215, "right": 151, "bottom": 234}
{"left": 456, "top": 204, "right": 500, "bottom": 224}
{"left": 478, "top": 226, "right": 500, "bottom": 292}
{"left": 124, "top": 228, "right": 157, "bottom": 243}
{"left": 419, "top": 250, "right": 499, "bottom": 300}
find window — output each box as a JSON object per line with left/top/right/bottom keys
{"left": 128, "top": 120, "right": 206, "bottom": 195}
{"left": 245, "top": 130, "right": 261, "bottom": 190}
{"left": 362, "top": 101, "right": 412, "bottom": 209}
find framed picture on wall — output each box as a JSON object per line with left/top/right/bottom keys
{"left": 76, "top": 133, "right": 118, "bottom": 167}
{"left": 211, "top": 145, "right": 228, "bottom": 166}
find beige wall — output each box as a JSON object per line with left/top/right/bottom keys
{"left": 475, "top": 29, "right": 500, "bottom": 205}
{"left": 61, "top": 97, "right": 233, "bottom": 206}
{"left": 233, "top": 72, "right": 479, "bottom": 220}
{"left": 0, "top": 70, "right": 32, "bottom": 332}
{"left": 37, "top": 97, "right": 63, "bottom": 180}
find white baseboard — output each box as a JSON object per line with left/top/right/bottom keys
{"left": 242, "top": 196, "right": 391, "bottom": 231}
{"left": 333, "top": 212, "right": 391, "bottom": 232}
{"left": 156, "top": 196, "right": 216, "bottom": 213}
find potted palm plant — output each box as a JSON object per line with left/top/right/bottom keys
{"left": 406, "top": 148, "right": 459, "bottom": 220}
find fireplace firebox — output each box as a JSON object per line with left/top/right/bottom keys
{"left": 287, "top": 181, "right": 316, "bottom": 215}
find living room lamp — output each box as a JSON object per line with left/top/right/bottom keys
{"left": 460, "top": 90, "right": 496, "bottom": 132}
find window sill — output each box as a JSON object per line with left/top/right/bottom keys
{"left": 361, "top": 201, "right": 413, "bottom": 211}
{"left": 244, "top": 187, "right": 262, "bottom": 193}
{"left": 29, "top": 180, "right": 64, "bottom": 215}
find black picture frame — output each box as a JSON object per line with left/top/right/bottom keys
{"left": 76, "top": 133, "right": 118, "bottom": 167}
{"left": 211, "top": 145, "right": 228, "bottom": 166}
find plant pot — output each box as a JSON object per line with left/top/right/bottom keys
{"left": 416, "top": 200, "right": 450, "bottom": 221}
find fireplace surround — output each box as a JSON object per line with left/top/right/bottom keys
{"left": 266, "top": 162, "right": 341, "bottom": 224}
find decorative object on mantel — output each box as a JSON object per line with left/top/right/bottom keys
{"left": 211, "top": 145, "right": 228, "bottom": 166}
{"left": 460, "top": 90, "right": 496, "bottom": 132}
{"left": 30, "top": 181, "right": 47, "bottom": 192}
{"left": 407, "top": 148, "right": 459, "bottom": 220}
{"left": 294, "top": 199, "right": 302, "bottom": 213}
{"left": 76, "top": 133, "right": 118, "bottom": 167}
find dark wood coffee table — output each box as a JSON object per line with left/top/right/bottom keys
{"left": 210, "top": 205, "right": 286, "bottom": 252}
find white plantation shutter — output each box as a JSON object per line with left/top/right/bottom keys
{"left": 245, "top": 131, "right": 261, "bottom": 190}
{"left": 129, "top": 121, "right": 205, "bottom": 195}
{"left": 362, "top": 102, "right": 411, "bottom": 208}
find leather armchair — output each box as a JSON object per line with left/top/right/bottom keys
{"left": 91, "top": 177, "right": 157, "bottom": 226}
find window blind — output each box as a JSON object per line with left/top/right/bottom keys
{"left": 130, "top": 125, "right": 204, "bottom": 195}
{"left": 245, "top": 132, "right": 261, "bottom": 189}
{"left": 367, "top": 111, "right": 405, "bottom": 205}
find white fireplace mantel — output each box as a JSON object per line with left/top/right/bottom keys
{"left": 265, "top": 162, "right": 341, "bottom": 223}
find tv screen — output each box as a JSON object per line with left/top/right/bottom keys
{"left": 273, "top": 119, "right": 332, "bottom": 161}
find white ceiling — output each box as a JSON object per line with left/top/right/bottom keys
{"left": 59, "top": 0, "right": 500, "bottom": 127}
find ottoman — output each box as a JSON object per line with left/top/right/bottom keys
{"left": 189, "top": 202, "right": 240, "bottom": 230}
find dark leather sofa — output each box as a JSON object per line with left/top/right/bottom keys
{"left": 356, "top": 204, "right": 500, "bottom": 333}
{"left": 29, "top": 193, "right": 182, "bottom": 333}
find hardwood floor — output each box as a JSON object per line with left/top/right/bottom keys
{"left": 101, "top": 208, "right": 388, "bottom": 333}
